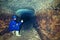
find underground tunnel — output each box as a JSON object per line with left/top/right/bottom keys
{"left": 16, "top": 8, "right": 36, "bottom": 30}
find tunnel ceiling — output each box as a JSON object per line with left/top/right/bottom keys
{"left": 0, "top": 0, "right": 60, "bottom": 14}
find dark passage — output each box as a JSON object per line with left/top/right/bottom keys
{"left": 16, "top": 8, "right": 35, "bottom": 30}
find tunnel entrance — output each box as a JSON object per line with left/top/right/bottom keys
{"left": 16, "top": 8, "right": 35, "bottom": 23}
{"left": 16, "top": 8, "right": 35, "bottom": 30}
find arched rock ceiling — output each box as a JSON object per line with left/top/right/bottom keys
{"left": 0, "top": 0, "right": 60, "bottom": 14}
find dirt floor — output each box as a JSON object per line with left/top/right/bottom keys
{"left": 0, "top": 28, "right": 41, "bottom": 40}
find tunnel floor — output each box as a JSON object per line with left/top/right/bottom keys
{"left": 0, "top": 27, "right": 41, "bottom": 40}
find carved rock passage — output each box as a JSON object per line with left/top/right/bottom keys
{"left": 0, "top": 10, "right": 41, "bottom": 40}
{"left": 36, "top": 9, "right": 60, "bottom": 40}
{"left": 0, "top": 9, "right": 60, "bottom": 40}
{"left": 0, "top": 0, "right": 60, "bottom": 40}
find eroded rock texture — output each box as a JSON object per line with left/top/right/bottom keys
{"left": 36, "top": 9, "right": 60, "bottom": 40}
